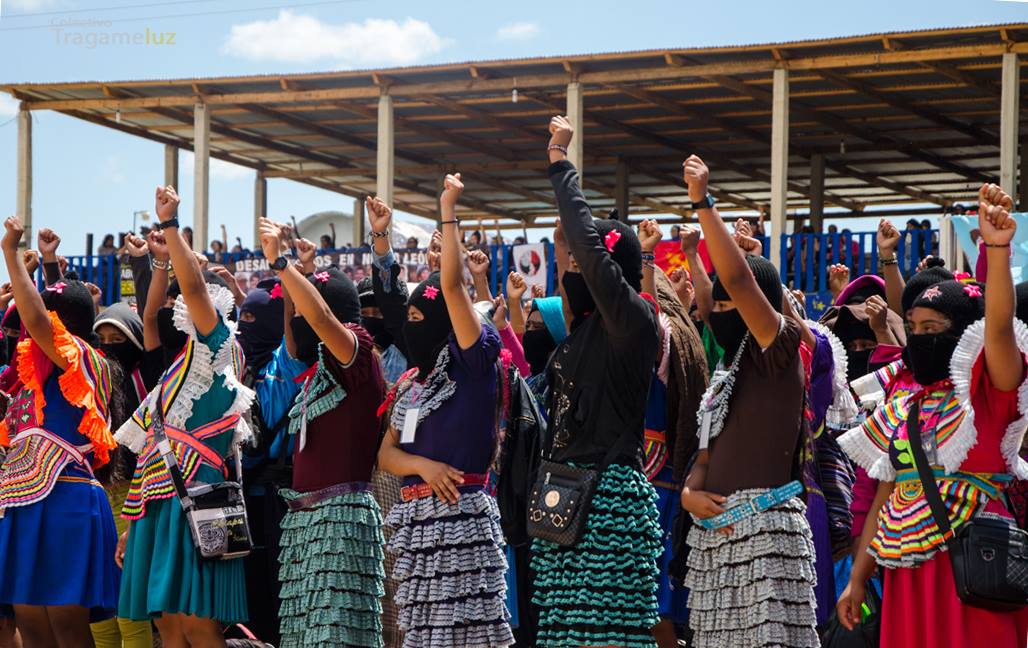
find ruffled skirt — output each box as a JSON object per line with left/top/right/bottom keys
{"left": 277, "top": 488, "right": 385, "bottom": 648}
{"left": 385, "top": 489, "right": 513, "bottom": 648}
{"left": 684, "top": 489, "right": 818, "bottom": 648}
{"left": 531, "top": 463, "right": 662, "bottom": 648}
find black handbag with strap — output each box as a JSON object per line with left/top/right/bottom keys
{"left": 907, "top": 402, "right": 1028, "bottom": 611}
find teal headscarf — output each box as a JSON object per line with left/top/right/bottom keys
{"left": 532, "top": 297, "right": 566, "bottom": 344}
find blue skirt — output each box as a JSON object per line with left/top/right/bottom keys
{"left": 0, "top": 478, "right": 119, "bottom": 621}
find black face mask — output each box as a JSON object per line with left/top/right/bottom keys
{"left": 290, "top": 316, "right": 319, "bottom": 366}
{"left": 101, "top": 340, "right": 142, "bottom": 371}
{"left": 403, "top": 319, "right": 449, "bottom": 381}
{"left": 157, "top": 307, "right": 188, "bottom": 360}
{"left": 846, "top": 348, "right": 873, "bottom": 382}
{"left": 906, "top": 331, "right": 961, "bottom": 386}
{"left": 562, "top": 271, "right": 596, "bottom": 321}
{"left": 707, "top": 309, "right": 748, "bottom": 360}
{"left": 523, "top": 328, "right": 557, "bottom": 376}
{"left": 362, "top": 316, "right": 393, "bottom": 350}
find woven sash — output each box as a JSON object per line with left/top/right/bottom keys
{"left": 0, "top": 428, "right": 93, "bottom": 511}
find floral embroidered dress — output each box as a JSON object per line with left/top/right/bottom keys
{"left": 839, "top": 319, "right": 1028, "bottom": 647}
{"left": 0, "top": 313, "right": 119, "bottom": 619}
{"left": 115, "top": 287, "right": 255, "bottom": 623}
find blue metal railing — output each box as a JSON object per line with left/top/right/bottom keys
{"left": 49, "top": 229, "right": 936, "bottom": 310}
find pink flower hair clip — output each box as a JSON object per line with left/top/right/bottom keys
{"left": 313, "top": 271, "right": 330, "bottom": 284}
{"left": 953, "top": 271, "right": 972, "bottom": 282}
{"left": 269, "top": 284, "right": 283, "bottom": 300}
{"left": 423, "top": 285, "right": 440, "bottom": 301}
{"left": 46, "top": 281, "right": 67, "bottom": 295}
{"left": 963, "top": 284, "right": 983, "bottom": 299}
{"left": 604, "top": 229, "right": 622, "bottom": 253}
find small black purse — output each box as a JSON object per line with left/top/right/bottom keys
{"left": 908, "top": 403, "right": 1028, "bottom": 611}
{"left": 526, "top": 432, "right": 630, "bottom": 547}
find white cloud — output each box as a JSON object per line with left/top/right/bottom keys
{"left": 6, "top": 0, "right": 58, "bottom": 11}
{"left": 222, "top": 12, "right": 450, "bottom": 66}
{"left": 0, "top": 94, "right": 18, "bottom": 118}
{"left": 181, "top": 152, "right": 251, "bottom": 182}
{"left": 496, "top": 22, "right": 539, "bottom": 41}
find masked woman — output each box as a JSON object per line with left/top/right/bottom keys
{"left": 838, "top": 184, "right": 1028, "bottom": 648}
{"left": 115, "top": 186, "right": 254, "bottom": 647}
{"left": 528, "top": 117, "right": 662, "bottom": 648}
{"left": 378, "top": 173, "right": 514, "bottom": 648}
{"left": 0, "top": 216, "right": 119, "bottom": 646}
{"left": 256, "top": 218, "right": 388, "bottom": 648}
{"left": 680, "top": 155, "right": 818, "bottom": 648}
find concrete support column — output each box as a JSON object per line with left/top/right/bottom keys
{"left": 1000, "top": 52, "right": 1020, "bottom": 195}
{"left": 353, "top": 197, "right": 366, "bottom": 248}
{"left": 1020, "top": 135, "right": 1028, "bottom": 211}
{"left": 566, "top": 81, "right": 584, "bottom": 174}
{"left": 193, "top": 102, "right": 210, "bottom": 254}
{"left": 377, "top": 91, "right": 395, "bottom": 209}
{"left": 769, "top": 68, "right": 790, "bottom": 272}
{"left": 164, "top": 144, "right": 178, "bottom": 189}
{"left": 808, "top": 153, "right": 826, "bottom": 233}
{"left": 614, "top": 157, "right": 630, "bottom": 221}
{"left": 16, "top": 107, "right": 32, "bottom": 248}
{"left": 253, "top": 170, "right": 267, "bottom": 248}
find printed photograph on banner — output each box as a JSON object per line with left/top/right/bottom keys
{"left": 513, "top": 243, "right": 548, "bottom": 292}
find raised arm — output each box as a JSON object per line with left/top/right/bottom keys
{"left": 547, "top": 116, "right": 648, "bottom": 336}
{"left": 155, "top": 186, "right": 219, "bottom": 336}
{"left": 638, "top": 219, "right": 662, "bottom": 299}
{"left": 1, "top": 218, "right": 65, "bottom": 368}
{"left": 680, "top": 226, "right": 712, "bottom": 320}
{"left": 38, "top": 228, "right": 63, "bottom": 286}
{"left": 506, "top": 272, "right": 528, "bottom": 335}
{"left": 684, "top": 155, "right": 781, "bottom": 349}
{"left": 876, "top": 219, "right": 905, "bottom": 315}
{"left": 143, "top": 230, "right": 170, "bottom": 352}
{"left": 978, "top": 183, "right": 1023, "bottom": 391}
{"left": 439, "top": 173, "right": 482, "bottom": 350}
{"left": 260, "top": 218, "right": 357, "bottom": 365}
{"left": 467, "top": 249, "right": 494, "bottom": 302}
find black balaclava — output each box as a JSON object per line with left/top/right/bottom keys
{"left": 522, "top": 303, "right": 558, "bottom": 375}
{"left": 708, "top": 255, "right": 783, "bottom": 359}
{"left": 901, "top": 266, "right": 954, "bottom": 315}
{"left": 159, "top": 272, "right": 234, "bottom": 363}
{"left": 2, "top": 306, "right": 20, "bottom": 366}
{"left": 829, "top": 305, "right": 877, "bottom": 382}
{"left": 238, "top": 278, "right": 284, "bottom": 372}
{"left": 357, "top": 276, "right": 398, "bottom": 350}
{"left": 907, "top": 280, "right": 984, "bottom": 386}
{"left": 94, "top": 302, "right": 144, "bottom": 371}
{"left": 404, "top": 272, "right": 452, "bottom": 381}
{"left": 561, "top": 217, "right": 643, "bottom": 324}
{"left": 41, "top": 280, "right": 98, "bottom": 347}
{"left": 290, "top": 267, "right": 361, "bottom": 366}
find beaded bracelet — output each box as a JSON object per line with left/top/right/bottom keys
{"left": 879, "top": 257, "right": 899, "bottom": 266}
{"left": 548, "top": 144, "right": 568, "bottom": 155}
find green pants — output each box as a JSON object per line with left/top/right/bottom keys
{"left": 90, "top": 617, "right": 153, "bottom": 648}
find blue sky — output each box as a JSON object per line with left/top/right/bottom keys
{"left": 0, "top": 0, "right": 1025, "bottom": 263}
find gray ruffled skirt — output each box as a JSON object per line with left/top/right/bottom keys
{"left": 385, "top": 489, "right": 514, "bottom": 648}
{"left": 685, "top": 489, "right": 819, "bottom": 648}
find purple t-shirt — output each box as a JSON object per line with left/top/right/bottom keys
{"left": 400, "top": 326, "right": 501, "bottom": 485}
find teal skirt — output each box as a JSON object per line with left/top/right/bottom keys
{"left": 277, "top": 488, "right": 385, "bottom": 648}
{"left": 118, "top": 497, "right": 247, "bottom": 623}
{"left": 531, "top": 463, "right": 662, "bottom": 648}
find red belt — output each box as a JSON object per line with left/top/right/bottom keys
{"left": 401, "top": 473, "right": 489, "bottom": 502}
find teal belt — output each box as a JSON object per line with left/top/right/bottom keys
{"left": 698, "top": 480, "right": 804, "bottom": 530}
{"left": 894, "top": 468, "right": 1011, "bottom": 500}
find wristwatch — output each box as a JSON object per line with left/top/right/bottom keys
{"left": 269, "top": 256, "right": 290, "bottom": 272}
{"left": 691, "top": 193, "right": 716, "bottom": 211}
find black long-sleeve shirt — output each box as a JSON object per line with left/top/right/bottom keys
{"left": 544, "top": 160, "right": 659, "bottom": 466}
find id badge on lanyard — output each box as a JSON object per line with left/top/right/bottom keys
{"left": 400, "top": 382, "right": 424, "bottom": 445}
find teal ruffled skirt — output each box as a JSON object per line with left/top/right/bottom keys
{"left": 277, "top": 488, "right": 385, "bottom": 648}
{"left": 531, "top": 463, "right": 662, "bottom": 648}
{"left": 118, "top": 497, "right": 248, "bottom": 623}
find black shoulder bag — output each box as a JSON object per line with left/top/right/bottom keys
{"left": 526, "top": 428, "right": 632, "bottom": 547}
{"left": 908, "top": 402, "right": 1028, "bottom": 611}
{"left": 152, "top": 390, "right": 253, "bottom": 560}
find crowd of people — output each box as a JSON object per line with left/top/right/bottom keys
{"left": 0, "top": 114, "right": 1025, "bottom": 648}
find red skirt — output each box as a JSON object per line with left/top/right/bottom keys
{"left": 882, "top": 551, "right": 1028, "bottom": 648}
